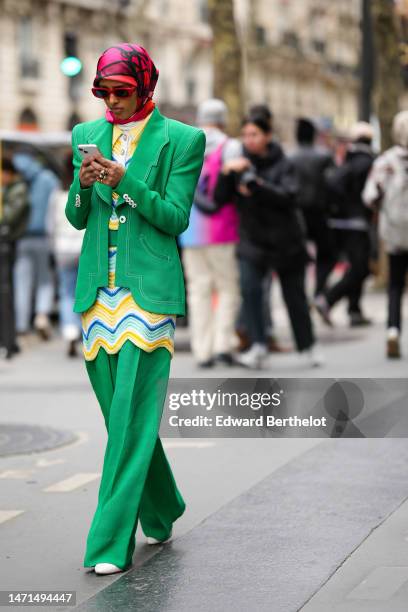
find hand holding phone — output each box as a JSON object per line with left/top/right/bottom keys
{"left": 78, "top": 144, "right": 104, "bottom": 188}
{"left": 77, "top": 144, "right": 124, "bottom": 189}
{"left": 78, "top": 144, "right": 102, "bottom": 159}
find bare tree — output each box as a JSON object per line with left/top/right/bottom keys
{"left": 372, "top": 0, "right": 402, "bottom": 150}
{"left": 208, "top": 0, "right": 243, "bottom": 135}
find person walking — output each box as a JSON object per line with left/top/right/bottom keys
{"left": 65, "top": 43, "right": 205, "bottom": 575}
{"left": 235, "top": 104, "right": 289, "bottom": 354}
{"left": 314, "top": 122, "right": 375, "bottom": 327}
{"left": 214, "top": 114, "right": 323, "bottom": 369}
{"left": 178, "top": 98, "right": 241, "bottom": 367}
{"left": 289, "top": 117, "right": 336, "bottom": 296}
{"left": 363, "top": 110, "right": 408, "bottom": 358}
{"left": 0, "top": 156, "right": 30, "bottom": 358}
{"left": 12, "top": 151, "right": 59, "bottom": 339}
{"left": 46, "top": 152, "right": 84, "bottom": 357}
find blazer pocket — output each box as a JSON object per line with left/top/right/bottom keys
{"left": 139, "top": 234, "right": 171, "bottom": 262}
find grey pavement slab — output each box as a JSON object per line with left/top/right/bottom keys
{"left": 301, "top": 494, "right": 408, "bottom": 611}
{"left": 75, "top": 439, "right": 408, "bottom": 612}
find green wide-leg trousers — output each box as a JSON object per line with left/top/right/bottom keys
{"left": 82, "top": 339, "right": 186, "bottom": 569}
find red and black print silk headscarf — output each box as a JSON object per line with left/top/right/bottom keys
{"left": 94, "top": 44, "right": 159, "bottom": 123}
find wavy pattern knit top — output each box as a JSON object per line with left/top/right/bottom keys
{"left": 81, "top": 113, "right": 176, "bottom": 361}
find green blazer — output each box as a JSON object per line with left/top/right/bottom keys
{"left": 65, "top": 107, "right": 206, "bottom": 315}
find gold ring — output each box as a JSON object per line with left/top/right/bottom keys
{"left": 99, "top": 169, "right": 107, "bottom": 181}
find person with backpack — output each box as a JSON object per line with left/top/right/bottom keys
{"left": 314, "top": 122, "right": 375, "bottom": 327}
{"left": 289, "top": 117, "right": 336, "bottom": 296}
{"left": 363, "top": 110, "right": 408, "bottom": 358}
{"left": 178, "top": 99, "right": 242, "bottom": 367}
{"left": 12, "top": 151, "right": 59, "bottom": 339}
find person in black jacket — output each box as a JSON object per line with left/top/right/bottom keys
{"left": 0, "top": 156, "right": 30, "bottom": 358}
{"left": 289, "top": 118, "right": 337, "bottom": 296}
{"left": 214, "top": 115, "right": 323, "bottom": 369}
{"left": 314, "top": 122, "right": 375, "bottom": 327}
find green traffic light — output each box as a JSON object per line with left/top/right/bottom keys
{"left": 60, "top": 56, "right": 82, "bottom": 77}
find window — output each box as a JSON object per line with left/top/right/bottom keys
{"left": 18, "top": 108, "right": 38, "bottom": 131}
{"left": 282, "top": 30, "right": 301, "bottom": 51}
{"left": 67, "top": 112, "right": 82, "bottom": 131}
{"left": 198, "top": 0, "right": 209, "bottom": 23}
{"left": 186, "top": 78, "right": 196, "bottom": 103}
{"left": 255, "top": 26, "right": 267, "bottom": 47}
{"left": 312, "top": 39, "right": 326, "bottom": 55}
{"left": 18, "top": 16, "right": 39, "bottom": 78}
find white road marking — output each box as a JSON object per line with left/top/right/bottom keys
{"left": 36, "top": 458, "right": 65, "bottom": 467}
{"left": 0, "top": 470, "right": 35, "bottom": 479}
{"left": 347, "top": 566, "right": 408, "bottom": 600}
{"left": 43, "top": 472, "right": 101, "bottom": 493}
{"left": 0, "top": 510, "right": 24, "bottom": 524}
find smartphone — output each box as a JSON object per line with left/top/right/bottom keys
{"left": 78, "top": 144, "right": 102, "bottom": 159}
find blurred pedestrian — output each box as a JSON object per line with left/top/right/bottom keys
{"left": 12, "top": 151, "right": 59, "bottom": 339}
{"left": 0, "top": 156, "right": 30, "bottom": 357}
{"left": 363, "top": 110, "right": 408, "bottom": 358}
{"left": 315, "top": 122, "right": 375, "bottom": 327}
{"left": 65, "top": 43, "right": 205, "bottom": 574}
{"left": 179, "top": 98, "right": 241, "bottom": 367}
{"left": 215, "top": 114, "right": 323, "bottom": 369}
{"left": 289, "top": 117, "right": 336, "bottom": 296}
{"left": 46, "top": 152, "right": 84, "bottom": 357}
{"left": 234, "top": 103, "right": 289, "bottom": 354}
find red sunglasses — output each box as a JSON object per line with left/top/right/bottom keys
{"left": 91, "top": 86, "right": 137, "bottom": 99}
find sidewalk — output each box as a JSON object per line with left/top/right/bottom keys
{"left": 75, "top": 439, "right": 408, "bottom": 612}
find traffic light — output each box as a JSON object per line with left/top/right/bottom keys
{"left": 61, "top": 32, "right": 82, "bottom": 100}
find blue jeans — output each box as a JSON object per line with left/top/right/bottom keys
{"left": 57, "top": 262, "right": 81, "bottom": 341}
{"left": 13, "top": 236, "right": 54, "bottom": 333}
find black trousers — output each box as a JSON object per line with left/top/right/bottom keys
{"left": 238, "top": 255, "right": 315, "bottom": 352}
{"left": 388, "top": 252, "right": 408, "bottom": 331}
{"left": 324, "top": 229, "right": 370, "bottom": 314}
{"left": 0, "top": 240, "right": 17, "bottom": 356}
{"left": 303, "top": 209, "right": 337, "bottom": 296}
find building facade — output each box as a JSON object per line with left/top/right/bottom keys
{"left": 0, "top": 0, "right": 361, "bottom": 140}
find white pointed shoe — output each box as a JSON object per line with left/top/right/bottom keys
{"left": 94, "top": 562, "right": 124, "bottom": 575}
{"left": 146, "top": 529, "right": 173, "bottom": 545}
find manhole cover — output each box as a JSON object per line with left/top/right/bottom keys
{"left": 0, "top": 423, "right": 78, "bottom": 457}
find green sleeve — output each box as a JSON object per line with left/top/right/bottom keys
{"left": 65, "top": 124, "right": 94, "bottom": 230}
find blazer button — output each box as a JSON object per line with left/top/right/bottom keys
{"left": 119, "top": 215, "right": 126, "bottom": 223}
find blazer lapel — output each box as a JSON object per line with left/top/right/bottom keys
{"left": 115, "top": 107, "right": 170, "bottom": 208}
{"left": 85, "top": 107, "right": 170, "bottom": 207}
